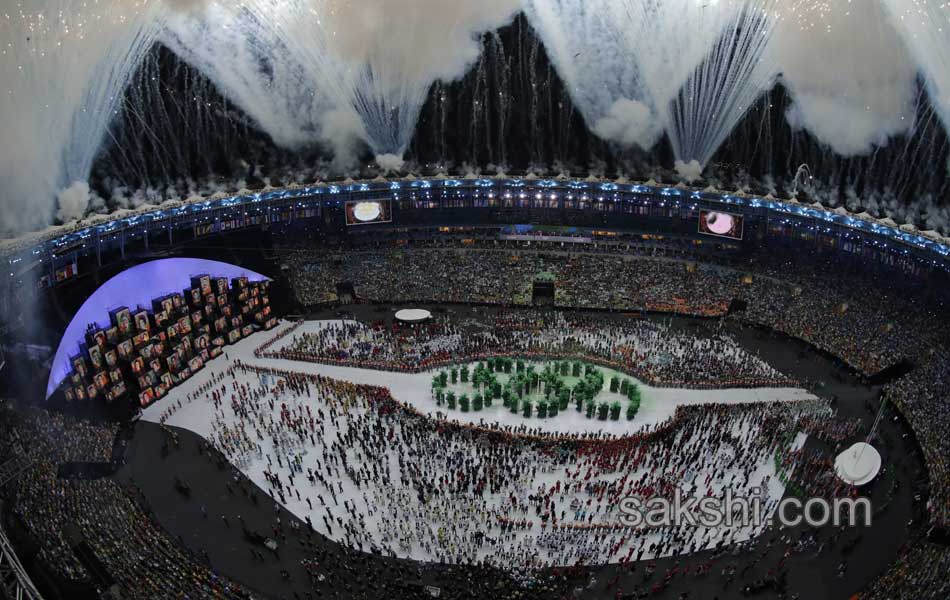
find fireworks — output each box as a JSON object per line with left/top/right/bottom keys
{"left": 162, "top": 0, "right": 519, "bottom": 169}
{"left": 524, "top": 0, "right": 782, "bottom": 181}
{"left": 1, "top": 0, "right": 948, "bottom": 234}
{"left": 0, "top": 0, "right": 160, "bottom": 233}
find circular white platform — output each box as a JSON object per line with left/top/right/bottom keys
{"left": 834, "top": 442, "right": 882, "bottom": 486}
{"left": 395, "top": 308, "right": 432, "bottom": 323}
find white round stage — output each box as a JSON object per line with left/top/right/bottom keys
{"left": 834, "top": 442, "right": 882, "bottom": 486}
{"left": 395, "top": 308, "right": 432, "bottom": 323}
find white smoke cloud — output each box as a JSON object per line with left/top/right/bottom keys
{"left": 56, "top": 181, "right": 93, "bottom": 223}
{"left": 881, "top": 0, "right": 950, "bottom": 139}
{"left": 322, "top": 0, "right": 521, "bottom": 86}
{"left": 162, "top": 0, "right": 211, "bottom": 13}
{"left": 162, "top": 5, "right": 330, "bottom": 150}
{"left": 0, "top": 0, "right": 160, "bottom": 235}
{"left": 773, "top": 0, "right": 917, "bottom": 155}
{"left": 375, "top": 153, "right": 405, "bottom": 173}
{"left": 110, "top": 185, "right": 131, "bottom": 209}
{"left": 760, "top": 174, "right": 778, "bottom": 197}
{"left": 318, "top": 106, "right": 367, "bottom": 172}
{"left": 525, "top": 0, "right": 780, "bottom": 165}
{"left": 674, "top": 159, "right": 703, "bottom": 183}
{"left": 162, "top": 0, "right": 520, "bottom": 163}
{"left": 592, "top": 98, "right": 662, "bottom": 149}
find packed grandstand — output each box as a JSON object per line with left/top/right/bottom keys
{"left": 0, "top": 183, "right": 948, "bottom": 600}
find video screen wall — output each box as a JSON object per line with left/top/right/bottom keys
{"left": 345, "top": 200, "right": 392, "bottom": 226}
{"left": 48, "top": 259, "right": 277, "bottom": 407}
{"left": 698, "top": 210, "right": 744, "bottom": 240}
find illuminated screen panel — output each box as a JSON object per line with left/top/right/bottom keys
{"left": 345, "top": 200, "right": 392, "bottom": 226}
{"left": 46, "top": 258, "right": 269, "bottom": 399}
{"left": 698, "top": 210, "right": 744, "bottom": 240}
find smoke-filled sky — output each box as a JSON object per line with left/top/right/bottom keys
{"left": 1, "top": 0, "right": 950, "bottom": 237}
{"left": 162, "top": 0, "right": 521, "bottom": 170}
{"left": 0, "top": 0, "right": 161, "bottom": 233}
{"left": 774, "top": 0, "right": 918, "bottom": 155}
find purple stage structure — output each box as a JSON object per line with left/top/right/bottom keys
{"left": 47, "top": 258, "right": 269, "bottom": 398}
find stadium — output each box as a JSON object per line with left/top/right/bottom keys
{"left": 2, "top": 2, "right": 950, "bottom": 600}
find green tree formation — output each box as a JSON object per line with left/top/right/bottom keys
{"left": 432, "top": 360, "right": 642, "bottom": 422}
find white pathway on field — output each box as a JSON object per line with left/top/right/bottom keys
{"left": 141, "top": 320, "right": 816, "bottom": 568}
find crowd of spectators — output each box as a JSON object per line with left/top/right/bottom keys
{"left": 2, "top": 408, "right": 252, "bottom": 599}
{"left": 860, "top": 534, "right": 950, "bottom": 600}
{"left": 738, "top": 274, "right": 933, "bottom": 375}
{"left": 883, "top": 353, "right": 950, "bottom": 527}
{"left": 288, "top": 249, "right": 536, "bottom": 306}
{"left": 287, "top": 249, "right": 738, "bottom": 314}
{"left": 285, "top": 245, "right": 944, "bottom": 374}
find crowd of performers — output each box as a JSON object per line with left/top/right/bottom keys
{"left": 263, "top": 311, "right": 795, "bottom": 390}
{"left": 177, "top": 357, "right": 864, "bottom": 575}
